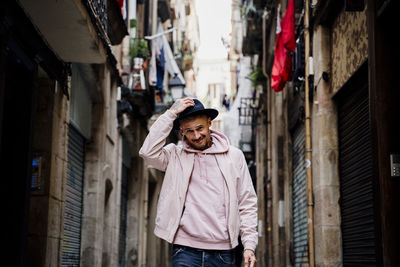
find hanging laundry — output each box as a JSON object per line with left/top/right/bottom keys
{"left": 156, "top": 46, "right": 166, "bottom": 102}
{"left": 149, "top": 41, "right": 157, "bottom": 87}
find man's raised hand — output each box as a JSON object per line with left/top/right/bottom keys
{"left": 170, "top": 97, "right": 195, "bottom": 116}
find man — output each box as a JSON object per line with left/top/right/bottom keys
{"left": 139, "top": 97, "right": 257, "bottom": 267}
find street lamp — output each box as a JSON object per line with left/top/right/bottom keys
{"left": 169, "top": 73, "right": 185, "bottom": 101}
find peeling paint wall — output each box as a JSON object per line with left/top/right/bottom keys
{"left": 331, "top": 8, "right": 368, "bottom": 94}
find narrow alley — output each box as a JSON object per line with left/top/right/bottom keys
{"left": 1, "top": 0, "right": 400, "bottom": 266}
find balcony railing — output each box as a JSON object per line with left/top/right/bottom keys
{"left": 92, "top": 0, "right": 108, "bottom": 33}
{"left": 238, "top": 97, "right": 258, "bottom": 125}
{"left": 87, "top": 0, "right": 128, "bottom": 45}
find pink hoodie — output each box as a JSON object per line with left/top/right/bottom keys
{"left": 138, "top": 110, "right": 258, "bottom": 251}
{"left": 173, "top": 131, "right": 232, "bottom": 249}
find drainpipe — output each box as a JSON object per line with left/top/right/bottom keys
{"left": 304, "top": 0, "right": 315, "bottom": 266}
{"left": 262, "top": 8, "right": 273, "bottom": 267}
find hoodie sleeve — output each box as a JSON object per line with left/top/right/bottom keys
{"left": 237, "top": 151, "right": 258, "bottom": 252}
{"left": 138, "top": 109, "right": 177, "bottom": 171}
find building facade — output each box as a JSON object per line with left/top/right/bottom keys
{"left": 234, "top": 0, "right": 400, "bottom": 266}
{"left": 0, "top": 0, "right": 174, "bottom": 266}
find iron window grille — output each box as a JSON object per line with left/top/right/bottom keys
{"left": 238, "top": 97, "right": 258, "bottom": 125}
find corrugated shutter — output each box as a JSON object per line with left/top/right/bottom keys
{"left": 291, "top": 123, "right": 309, "bottom": 266}
{"left": 62, "top": 125, "right": 85, "bottom": 266}
{"left": 338, "top": 82, "right": 377, "bottom": 266}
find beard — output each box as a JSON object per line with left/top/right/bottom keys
{"left": 187, "top": 135, "right": 212, "bottom": 150}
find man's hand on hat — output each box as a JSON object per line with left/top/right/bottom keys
{"left": 170, "top": 97, "right": 195, "bottom": 116}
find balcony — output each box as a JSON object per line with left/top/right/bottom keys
{"left": 17, "top": 0, "right": 128, "bottom": 64}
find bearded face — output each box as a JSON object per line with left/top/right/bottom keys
{"left": 180, "top": 115, "right": 212, "bottom": 150}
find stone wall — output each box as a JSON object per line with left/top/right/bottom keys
{"left": 331, "top": 8, "right": 368, "bottom": 94}
{"left": 255, "top": 112, "right": 268, "bottom": 267}
{"left": 312, "top": 23, "right": 343, "bottom": 267}
{"left": 80, "top": 65, "right": 122, "bottom": 267}
{"left": 125, "top": 118, "right": 150, "bottom": 267}
{"left": 28, "top": 73, "right": 70, "bottom": 266}
{"left": 310, "top": 6, "right": 369, "bottom": 263}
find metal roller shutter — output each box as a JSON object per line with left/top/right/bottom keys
{"left": 338, "top": 82, "right": 377, "bottom": 266}
{"left": 291, "top": 123, "right": 309, "bottom": 266}
{"left": 62, "top": 125, "right": 85, "bottom": 266}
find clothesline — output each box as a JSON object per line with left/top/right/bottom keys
{"left": 144, "top": 27, "right": 176, "bottom": 40}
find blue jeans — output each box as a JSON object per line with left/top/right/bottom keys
{"left": 172, "top": 244, "right": 236, "bottom": 267}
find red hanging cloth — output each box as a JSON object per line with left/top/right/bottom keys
{"left": 271, "top": 0, "right": 295, "bottom": 92}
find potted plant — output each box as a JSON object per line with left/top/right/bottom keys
{"left": 248, "top": 67, "right": 267, "bottom": 87}
{"left": 130, "top": 38, "right": 149, "bottom": 59}
{"left": 130, "top": 38, "right": 150, "bottom": 69}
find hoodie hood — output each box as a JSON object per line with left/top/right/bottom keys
{"left": 183, "top": 130, "right": 230, "bottom": 154}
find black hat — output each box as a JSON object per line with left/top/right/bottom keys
{"left": 173, "top": 99, "right": 219, "bottom": 130}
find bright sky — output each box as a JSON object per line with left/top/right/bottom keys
{"left": 195, "top": 0, "right": 232, "bottom": 60}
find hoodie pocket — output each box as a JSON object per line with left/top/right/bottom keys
{"left": 180, "top": 201, "right": 229, "bottom": 241}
